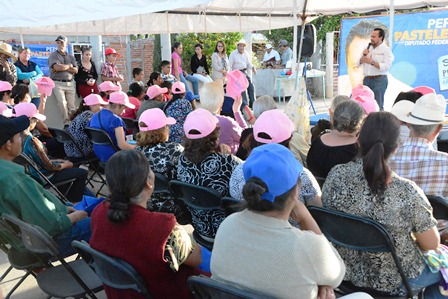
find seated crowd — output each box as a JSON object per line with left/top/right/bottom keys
{"left": 0, "top": 38, "right": 447, "bottom": 298}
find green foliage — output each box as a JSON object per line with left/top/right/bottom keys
{"left": 152, "top": 35, "right": 162, "bottom": 72}
{"left": 259, "top": 27, "right": 294, "bottom": 47}
{"left": 176, "top": 32, "right": 243, "bottom": 73}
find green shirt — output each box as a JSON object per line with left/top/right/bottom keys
{"left": 0, "top": 159, "right": 71, "bottom": 236}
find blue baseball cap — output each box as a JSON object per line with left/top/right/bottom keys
{"left": 185, "top": 91, "right": 200, "bottom": 102}
{"left": 243, "top": 143, "right": 303, "bottom": 202}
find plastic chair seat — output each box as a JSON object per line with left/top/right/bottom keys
{"left": 37, "top": 259, "right": 103, "bottom": 298}
{"left": 7, "top": 248, "right": 48, "bottom": 270}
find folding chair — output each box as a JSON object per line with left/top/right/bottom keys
{"left": 426, "top": 195, "right": 448, "bottom": 220}
{"left": 122, "top": 117, "right": 140, "bottom": 138}
{"left": 187, "top": 275, "right": 275, "bottom": 299}
{"left": 169, "top": 180, "right": 224, "bottom": 251}
{"left": 49, "top": 127, "right": 105, "bottom": 189}
{"left": 314, "top": 176, "right": 326, "bottom": 189}
{"left": 0, "top": 219, "right": 51, "bottom": 299}
{"left": 1, "top": 214, "right": 103, "bottom": 299}
{"left": 85, "top": 127, "right": 120, "bottom": 196}
{"left": 308, "top": 206, "right": 422, "bottom": 299}
{"left": 72, "top": 240, "right": 152, "bottom": 299}
{"left": 153, "top": 172, "right": 171, "bottom": 195}
{"left": 13, "top": 153, "right": 71, "bottom": 204}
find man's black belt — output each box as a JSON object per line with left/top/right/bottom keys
{"left": 364, "top": 75, "right": 386, "bottom": 79}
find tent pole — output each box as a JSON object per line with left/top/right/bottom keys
{"left": 389, "top": 0, "right": 395, "bottom": 48}
{"left": 294, "top": 0, "right": 308, "bottom": 89}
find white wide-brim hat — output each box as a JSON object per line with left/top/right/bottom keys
{"left": 395, "top": 94, "right": 448, "bottom": 125}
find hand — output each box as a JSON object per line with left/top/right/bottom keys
{"left": 117, "top": 75, "right": 124, "bottom": 82}
{"left": 218, "top": 143, "right": 231, "bottom": 155}
{"left": 362, "top": 49, "right": 370, "bottom": 56}
{"left": 359, "top": 56, "right": 368, "bottom": 64}
{"left": 87, "top": 80, "right": 94, "bottom": 86}
{"left": 23, "top": 78, "right": 30, "bottom": 84}
{"left": 40, "top": 93, "right": 47, "bottom": 102}
{"left": 67, "top": 210, "right": 87, "bottom": 224}
{"left": 183, "top": 71, "right": 189, "bottom": 77}
{"left": 253, "top": 68, "right": 257, "bottom": 75}
{"left": 61, "top": 160, "right": 74, "bottom": 169}
{"left": 67, "top": 206, "right": 76, "bottom": 213}
{"left": 222, "top": 70, "right": 227, "bottom": 76}
{"left": 318, "top": 286, "right": 336, "bottom": 299}
{"left": 0, "top": 58, "right": 7, "bottom": 68}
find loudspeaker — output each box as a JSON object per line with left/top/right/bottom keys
{"left": 297, "top": 24, "right": 316, "bottom": 58}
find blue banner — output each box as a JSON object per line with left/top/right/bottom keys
{"left": 338, "top": 10, "right": 448, "bottom": 110}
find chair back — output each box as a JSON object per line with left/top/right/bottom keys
{"left": 153, "top": 173, "right": 171, "bottom": 195}
{"left": 169, "top": 180, "right": 222, "bottom": 210}
{"left": 85, "top": 127, "right": 120, "bottom": 152}
{"left": 221, "top": 196, "right": 241, "bottom": 215}
{"left": 187, "top": 275, "right": 275, "bottom": 299}
{"left": 13, "top": 153, "right": 69, "bottom": 204}
{"left": 122, "top": 117, "right": 139, "bottom": 133}
{"left": 72, "top": 240, "right": 152, "bottom": 299}
{"left": 308, "top": 206, "right": 414, "bottom": 297}
{"left": 426, "top": 195, "right": 448, "bottom": 220}
{"left": 50, "top": 127, "right": 88, "bottom": 157}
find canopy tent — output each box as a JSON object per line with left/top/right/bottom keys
{"left": 1, "top": 0, "right": 448, "bottom": 35}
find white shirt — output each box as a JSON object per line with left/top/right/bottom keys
{"left": 229, "top": 50, "right": 253, "bottom": 72}
{"left": 361, "top": 42, "right": 394, "bottom": 76}
{"left": 263, "top": 49, "right": 280, "bottom": 62}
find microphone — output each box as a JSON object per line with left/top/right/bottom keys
{"left": 367, "top": 43, "right": 372, "bottom": 50}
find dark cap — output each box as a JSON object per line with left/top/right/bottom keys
{"left": 0, "top": 115, "right": 30, "bottom": 147}
{"left": 279, "top": 39, "right": 288, "bottom": 46}
{"left": 55, "top": 35, "right": 68, "bottom": 43}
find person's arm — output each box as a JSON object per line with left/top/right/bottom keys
{"left": 228, "top": 52, "right": 235, "bottom": 71}
{"left": 211, "top": 52, "right": 222, "bottom": 72}
{"left": 67, "top": 56, "right": 78, "bottom": 74}
{"left": 378, "top": 47, "right": 394, "bottom": 72}
{"left": 91, "top": 61, "right": 99, "bottom": 80}
{"left": 34, "top": 65, "right": 43, "bottom": 80}
{"left": 290, "top": 200, "right": 322, "bottom": 234}
{"left": 411, "top": 189, "right": 440, "bottom": 251}
{"left": 173, "top": 57, "right": 181, "bottom": 81}
{"left": 5, "top": 62, "right": 17, "bottom": 85}
{"left": 101, "top": 64, "right": 122, "bottom": 82}
{"left": 16, "top": 67, "right": 36, "bottom": 81}
{"left": 204, "top": 56, "right": 210, "bottom": 75}
{"left": 246, "top": 52, "right": 256, "bottom": 75}
{"left": 415, "top": 226, "right": 440, "bottom": 251}
{"left": 28, "top": 136, "right": 65, "bottom": 172}
{"left": 52, "top": 63, "right": 71, "bottom": 72}
{"left": 165, "top": 223, "right": 202, "bottom": 270}
{"left": 114, "top": 126, "right": 136, "bottom": 150}
{"left": 35, "top": 121, "right": 52, "bottom": 138}
{"left": 190, "top": 55, "right": 198, "bottom": 74}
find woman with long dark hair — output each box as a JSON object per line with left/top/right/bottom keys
{"left": 323, "top": 112, "right": 442, "bottom": 298}
{"left": 75, "top": 47, "right": 99, "bottom": 99}
{"left": 90, "top": 150, "right": 202, "bottom": 299}
{"left": 190, "top": 43, "right": 212, "bottom": 84}
{"left": 171, "top": 42, "right": 199, "bottom": 95}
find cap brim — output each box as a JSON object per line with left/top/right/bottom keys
{"left": 166, "top": 116, "right": 176, "bottom": 125}
{"left": 124, "top": 102, "right": 135, "bottom": 109}
{"left": 2, "top": 109, "right": 12, "bottom": 118}
{"left": 12, "top": 115, "right": 31, "bottom": 132}
{"left": 35, "top": 113, "right": 46, "bottom": 121}
{"left": 160, "top": 87, "right": 168, "bottom": 93}
{"left": 0, "top": 51, "right": 17, "bottom": 62}
{"left": 397, "top": 113, "right": 447, "bottom": 125}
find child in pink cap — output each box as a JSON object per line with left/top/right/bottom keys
{"left": 99, "top": 81, "right": 121, "bottom": 102}
{"left": 351, "top": 85, "right": 379, "bottom": 115}
{"left": 88, "top": 91, "right": 136, "bottom": 162}
{"left": 15, "top": 102, "right": 89, "bottom": 202}
{"left": 122, "top": 82, "right": 144, "bottom": 120}
{"left": 0, "top": 81, "right": 13, "bottom": 107}
{"left": 65, "top": 94, "right": 108, "bottom": 161}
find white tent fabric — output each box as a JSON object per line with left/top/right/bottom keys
{"left": 1, "top": 0, "right": 447, "bottom": 35}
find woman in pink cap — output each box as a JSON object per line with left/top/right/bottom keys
{"left": 137, "top": 85, "right": 168, "bottom": 119}
{"left": 15, "top": 102, "right": 88, "bottom": 202}
{"left": 177, "top": 108, "right": 242, "bottom": 240}
{"left": 0, "top": 81, "right": 13, "bottom": 107}
{"left": 65, "top": 94, "right": 108, "bottom": 162}
{"left": 163, "top": 81, "right": 193, "bottom": 143}
{"left": 88, "top": 91, "right": 136, "bottom": 163}
{"left": 98, "top": 81, "right": 120, "bottom": 102}
{"left": 135, "top": 108, "right": 190, "bottom": 224}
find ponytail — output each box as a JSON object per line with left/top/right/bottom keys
{"left": 107, "top": 193, "right": 131, "bottom": 223}
{"left": 362, "top": 141, "right": 390, "bottom": 195}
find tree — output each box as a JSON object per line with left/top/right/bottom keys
{"left": 176, "top": 32, "right": 243, "bottom": 73}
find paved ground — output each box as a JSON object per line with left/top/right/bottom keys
{"left": 0, "top": 96, "right": 330, "bottom": 298}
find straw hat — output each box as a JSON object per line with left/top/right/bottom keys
{"left": 395, "top": 93, "right": 448, "bottom": 125}
{"left": 0, "top": 43, "right": 17, "bottom": 62}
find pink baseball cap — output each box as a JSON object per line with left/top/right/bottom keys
{"left": 411, "top": 86, "right": 435, "bottom": 95}
{"left": 99, "top": 81, "right": 121, "bottom": 92}
{"left": 183, "top": 108, "right": 218, "bottom": 139}
{"left": 83, "top": 94, "right": 108, "bottom": 106}
{"left": 253, "top": 109, "right": 295, "bottom": 144}
{"left": 351, "top": 85, "right": 379, "bottom": 115}
{"left": 0, "top": 81, "right": 12, "bottom": 92}
{"left": 109, "top": 91, "right": 135, "bottom": 109}
{"left": 146, "top": 85, "right": 168, "bottom": 99}
{"left": 226, "top": 70, "right": 249, "bottom": 99}
{"left": 138, "top": 108, "right": 176, "bottom": 131}
{"left": 13, "top": 102, "right": 46, "bottom": 121}
{"left": 35, "top": 77, "right": 55, "bottom": 96}
{"left": 0, "top": 102, "right": 12, "bottom": 117}
{"left": 172, "top": 82, "right": 186, "bottom": 94}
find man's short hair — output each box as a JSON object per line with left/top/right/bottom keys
{"left": 345, "top": 20, "right": 388, "bottom": 63}
{"left": 161, "top": 60, "right": 171, "bottom": 67}
{"left": 132, "top": 68, "right": 143, "bottom": 78}
{"left": 409, "top": 123, "right": 441, "bottom": 137}
{"left": 374, "top": 27, "right": 385, "bottom": 41}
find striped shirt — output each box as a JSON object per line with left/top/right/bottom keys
{"left": 389, "top": 137, "right": 448, "bottom": 198}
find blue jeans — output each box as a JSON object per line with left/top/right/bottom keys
{"left": 363, "top": 75, "right": 388, "bottom": 110}
{"left": 240, "top": 74, "right": 255, "bottom": 108}
{"left": 180, "top": 73, "right": 199, "bottom": 95}
{"left": 54, "top": 217, "right": 92, "bottom": 257}
{"left": 405, "top": 266, "right": 444, "bottom": 298}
